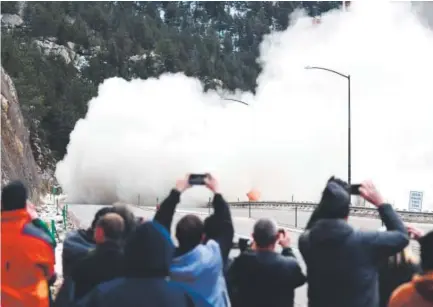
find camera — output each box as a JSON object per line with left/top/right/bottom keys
{"left": 349, "top": 184, "right": 361, "bottom": 195}
{"left": 232, "top": 238, "right": 252, "bottom": 253}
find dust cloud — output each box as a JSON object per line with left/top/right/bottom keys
{"left": 56, "top": 2, "right": 433, "bottom": 210}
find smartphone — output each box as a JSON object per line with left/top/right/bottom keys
{"left": 350, "top": 184, "right": 361, "bottom": 195}
{"left": 188, "top": 174, "right": 207, "bottom": 185}
{"left": 238, "top": 238, "right": 251, "bottom": 251}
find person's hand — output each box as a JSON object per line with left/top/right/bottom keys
{"left": 136, "top": 217, "right": 146, "bottom": 224}
{"left": 278, "top": 229, "right": 291, "bottom": 248}
{"left": 407, "top": 225, "right": 424, "bottom": 240}
{"left": 359, "top": 181, "right": 385, "bottom": 207}
{"left": 204, "top": 174, "right": 220, "bottom": 194}
{"left": 26, "top": 201, "right": 38, "bottom": 220}
{"left": 175, "top": 175, "right": 191, "bottom": 193}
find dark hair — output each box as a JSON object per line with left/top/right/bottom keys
{"left": 253, "top": 218, "right": 278, "bottom": 248}
{"left": 203, "top": 214, "right": 218, "bottom": 242}
{"left": 1, "top": 181, "right": 28, "bottom": 211}
{"left": 90, "top": 207, "right": 114, "bottom": 231}
{"left": 96, "top": 212, "right": 125, "bottom": 241}
{"left": 305, "top": 206, "right": 323, "bottom": 230}
{"left": 419, "top": 230, "right": 433, "bottom": 271}
{"left": 175, "top": 214, "right": 204, "bottom": 252}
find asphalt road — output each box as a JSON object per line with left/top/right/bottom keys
{"left": 66, "top": 204, "right": 433, "bottom": 307}
{"left": 68, "top": 204, "right": 433, "bottom": 233}
{"left": 175, "top": 206, "right": 433, "bottom": 233}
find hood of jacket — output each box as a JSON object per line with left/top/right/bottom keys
{"left": 170, "top": 240, "right": 229, "bottom": 307}
{"left": 124, "top": 221, "right": 174, "bottom": 278}
{"left": 63, "top": 229, "right": 95, "bottom": 259}
{"left": 171, "top": 240, "right": 223, "bottom": 282}
{"left": 307, "top": 218, "right": 354, "bottom": 247}
{"left": 414, "top": 272, "right": 433, "bottom": 302}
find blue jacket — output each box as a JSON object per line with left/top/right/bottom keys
{"left": 299, "top": 204, "right": 409, "bottom": 307}
{"left": 171, "top": 240, "right": 231, "bottom": 307}
{"left": 154, "top": 190, "right": 234, "bottom": 307}
{"left": 74, "top": 221, "right": 211, "bottom": 307}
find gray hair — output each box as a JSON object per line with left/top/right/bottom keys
{"left": 253, "top": 218, "right": 278, "bottom": 248}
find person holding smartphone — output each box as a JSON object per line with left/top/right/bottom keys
{"left": 153, "top": 174, "right": 234, "bottom": 307}
{"left": 226, "top": 218, "right": 306, "bottom": 307}
{"left": 298, "top": 178, "right": 409, "bottom": 307}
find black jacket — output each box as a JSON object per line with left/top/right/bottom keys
{"left": 62, "top": 229, "right": 95, "bottom": 277}
{"left": 298, "top": 204, "right": 409, "bottom": 307}
{"left": 227, "top": 247, "right": 306, "bottom": 307}
{"left": 71, "top": 240, "right": 124, "bottom": 299}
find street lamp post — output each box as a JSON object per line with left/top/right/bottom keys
{"left": 221, "top": 96, "right": 250, "bottom": 210}
{"left": 305, "top": 66, "right": 351, "bottom": 186}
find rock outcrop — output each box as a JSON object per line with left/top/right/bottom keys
{"left": 1, "top": 67, "right": 41, "bottom": 202}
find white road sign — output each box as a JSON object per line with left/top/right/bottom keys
{"left": 408, "top": 191, "right": 423, "bottom": 212}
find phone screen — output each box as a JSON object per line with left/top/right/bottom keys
{"left": 188, "top": 174, "right": 207, "bottom": 185}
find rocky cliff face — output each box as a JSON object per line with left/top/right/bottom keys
{"left": 1, "top": 66, "right": 41, "bottom": 202}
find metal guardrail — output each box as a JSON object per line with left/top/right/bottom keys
{"left": 226, "top": 201, "right": 426, "bottom": 256}
{"left": 227, "top": 201, "right": 433, "bottom": 217}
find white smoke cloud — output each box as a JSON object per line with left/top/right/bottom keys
{"left": 56, "top": 2, "right": 433, "bottom": 211}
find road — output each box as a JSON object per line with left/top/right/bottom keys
{"left": 65, "top": 204, "right": 433, "bottom": 307}
{"left": 67, "top": 204, "right": 433, "bottom": 233}
{"left": 175, "top": 206, "right": 433, "bottom": 233}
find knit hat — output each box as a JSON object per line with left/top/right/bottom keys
{"left": 124, "top": 221, "right": 175, "bottom": 277}
{"left": 317, "top": 176, "right": 351, "bottom": 219}
{"left": 1, "top": 180, "right": 28, "bottom": 211}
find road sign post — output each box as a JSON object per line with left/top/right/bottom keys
{"left": 63, "top": 204, "right": 68, "bottom": 229}
{"left": 51, "top": 219, "right": 57, "bottom": 239}
{"left": 408, "top": 191, "right": 423, "bottom": 212}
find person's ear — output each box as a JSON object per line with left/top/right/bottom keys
{"left": 94, "top": 226, "right": 104, "bottom": 243}
{"left": 201, "top": 233, "right": 206, "bottom": 243}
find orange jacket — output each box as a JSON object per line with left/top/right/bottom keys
{"left": 389, "top": 271, "right": 433, "bottom": 307}
{"left": 1, "top": 209, "right": 55, "bottom": 307}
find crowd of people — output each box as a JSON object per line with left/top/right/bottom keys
{"left": 1, "top": 176, "right": 433, "bottom": 307}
